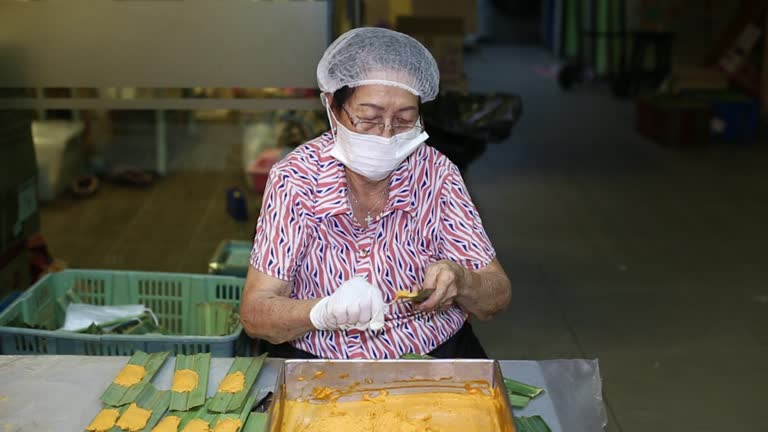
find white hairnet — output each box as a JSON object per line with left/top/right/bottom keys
{"left": 317, "top": 27, "right": 440, "bottom": 102}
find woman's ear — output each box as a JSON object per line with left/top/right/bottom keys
{"left": 323, "top": 93, "right": 338, "bottom": 129}
{"left": 322, "top": 92, "right": 333, "bottom": 108}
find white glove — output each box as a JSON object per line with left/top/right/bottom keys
{"left": 310, "top": 276, "right": 386, "bottom": 331}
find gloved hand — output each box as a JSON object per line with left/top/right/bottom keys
{"left": 310, "top": 276, "right": 386, "bottom": 331}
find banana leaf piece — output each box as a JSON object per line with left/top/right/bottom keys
{"left": 176, "top": 399, "right": 219, "bottom": 432}
{"left": 398, "top": 353, "right": 434, "bottom": 359}
{"left": 109, "top": 384, "right": 170, "bottom": 432}
{"left": 211, "top": 390, "right": 261, "bottom": 431}
{"left": 169, "top": 353, "right": 211, "bottom": 411}
{"left": 503, "top": 377, "right": 545, "bottom": 399}
{"left": 208, "top": 354, "right": 267, "bottom": 413}
{"left": 506, "top": 393, "right": 531, "bottom": 408}
{"left": 101, "top": 351, "right": 170, "bottom": 406}
{"left": 514, "top": 415, "right": 552, "bottom": 432}
{"left": 242, "top": 412, "right": 269, "bottom": 432}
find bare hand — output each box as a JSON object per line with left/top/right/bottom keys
{"left": 418, "top": 260, "right": 469, "bottom": 313}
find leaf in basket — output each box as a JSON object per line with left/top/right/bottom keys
{"left": 80, "top": 323, "right": 105, "bottom": 335}
{"left": 169, "top": 353, "right": 211, "bottom": 412}
{"left": 208, "top": 354, "right": 267, "bottom": 413}
{"left": 119, "top": 314, "right": 166, "bottom": 335}
{"left": 101, "top": 351, "right": 170, "bottom": 406}
{"left": 198, "top": 302, "right": 236, "bottom": 337}
{"left": 197, "top": 302, "right": 234, "bottom": 336}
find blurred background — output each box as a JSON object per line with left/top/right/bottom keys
{"left": 1, "top": 1, "right": 767, "bottom": 430}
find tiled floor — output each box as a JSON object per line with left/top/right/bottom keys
{"left": 39, "top": 45, "right": 768, "bottom": 431}
{"left": 41, "top": 115, "right": 260, "bottom": 273}
{"left": 464, "top": 46, "right": 768, "bottom": 431}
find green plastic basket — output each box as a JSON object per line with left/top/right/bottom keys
{"left": 208, "top": 240, "right": 252, "bottom": 278}
{"left": 0, "top": 270, "right": 249, "bottom": 356}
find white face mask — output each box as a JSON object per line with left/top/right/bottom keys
{"left": 325, "top": 100, "right": 429, "bottom": 181}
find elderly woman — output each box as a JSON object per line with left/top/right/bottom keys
{"left": 241, "top": 27, "right": 511, "bottom": 359}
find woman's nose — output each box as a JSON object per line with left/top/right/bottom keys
{"left": 380, "top": 125, "right": 396, "bottom": 138}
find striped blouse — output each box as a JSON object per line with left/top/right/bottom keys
{"left": 250, "top": 132, "right": 495, "bottom": 359}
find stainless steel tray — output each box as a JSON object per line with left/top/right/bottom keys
{"left": 267, "top": 359, "right": 516, "bottom": 432}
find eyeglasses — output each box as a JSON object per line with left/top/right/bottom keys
{"left": 342, "top": 105, "right": 424, "bottom": 136}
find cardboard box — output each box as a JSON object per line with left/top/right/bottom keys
{"left": 636, "top": 95, "right": 711, "bottom": 147}
{"left": 364, "top": 0, "right": 477, "bottom": 34}
{"left": 0, "top": 111, "right": 39, "bottom": 255}
{"left": 397, "top": 16, "right": 465, "bottom": 84}
{"left": 410, "top": 0, "right": 476, "bottom": 34}
{"left": 664, "top": 67, "right": 729, "bottom": 94}
{"left": 0, "top": 243, "right": 31, "bottom": 299}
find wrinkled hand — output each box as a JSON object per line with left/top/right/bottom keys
{"left": 310, "top": 277, "right": 386, "bottom": 331}
{"left": 418, "top": 260, "right": 469, "bottom": 313}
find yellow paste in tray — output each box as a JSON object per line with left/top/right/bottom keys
{"left": 86, "top": 408, "right": 121, "bottom": 432}
{"left": 114, "top": 364, "right": 146, "bottom": 387}
{"left": 181, "top": 419, "right": 211, "bottom": 432}
{"left": 172, "top": 369, "right": 200, "bottom": 393}
{"left": 115, "top": 403, "right": 152, "bottom": 431}
{"left": 280, "top": 388, "right": 504, "bottom": 432}
{"left": 217, "top": 371, "right": 245, "bottom": 393}
{"left": 152, "top": 415, "right": 182, "bottom": 432}
{"left": 212, "top": 418, "right": 243, "bottom": 432}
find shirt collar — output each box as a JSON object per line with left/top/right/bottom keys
{"left": 314, "top": 134, "right": 419, "bottom": 220}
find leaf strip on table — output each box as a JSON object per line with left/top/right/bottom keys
{"left": 177, "top": 398, "right": 219, "bottom": 431}
{"left": 101, "top": 351, "right": 171, "bottom": 407}
{"left": 109, "top": 384, "right": 170, "bottom": 432}
{"left": 507, "top": 393, "right": 531, "bottom": 409}
{"left": 514, "top": 415, "right": 552, "bottom": 432}
{"left": 208, "top": 354, "right": 267, "bottom": 413}
{"left": 503, "top": 377, "right": 545, "bottom": 399}
{"left": 169, "top": 353, "right": 211, "bottom": 412}
{"left": 212, "top": 389, "right": 261, "bottom": 431}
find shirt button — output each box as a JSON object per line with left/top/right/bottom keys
{"left": 357, "top": 249, "right": 370, "bottom": 258}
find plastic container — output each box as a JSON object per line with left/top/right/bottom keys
{"left": 0, "top": 270, "right": 248, "bottom": 356}
{"left": 421, "top": 91, "right": 523, "bottom": 172}
{"left": 247, "top": 156, "right": 278, "bottom": 193}
{"left": 711, "top": 97, "right": 760, "bottom": 144}
{"left": 422, "top": 91, "right": 524, "bottom": 144}
{"left": 242, "top": 122, "right": 278, "bottom": 193}
{"left": 208, "top": 240, "right": 253, "bottom": 278}
{"left": 32, "top": 120, "right": 85, "bottom": 202}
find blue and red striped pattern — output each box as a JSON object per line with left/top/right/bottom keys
{"left": 251, "top": 132, "right": 496, "bottom": 358}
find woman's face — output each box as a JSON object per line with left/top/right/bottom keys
{"left": 331, "top": 85, "right": 419, "bottom": 138}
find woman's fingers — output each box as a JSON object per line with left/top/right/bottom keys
{"left": 422, "top": 265, "right": 439, "bottom": 292}
{"left": 356, "top": 301, "right": 372, "bottom": 327}
{"left": 346, "top": 301, "right": 361, "bottom": 327}
{"left": 418, "top": 264, "right": 442, "bottom": 310}
{"left": 419, "top": 269, "right": 458, "bottom": 312}
{"left": 418, "top": 271, "right": 450, "bottom": 311}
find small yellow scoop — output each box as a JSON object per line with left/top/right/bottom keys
{"left": 390, "top": 289, "right": 434, "bottom": 305}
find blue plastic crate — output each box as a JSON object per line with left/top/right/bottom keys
{"left": 711, "top": 98, "right": 760, "bottom": 144}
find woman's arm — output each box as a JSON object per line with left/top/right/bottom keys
{"left": 418, "top": 258, "right": 511, "bottom": 321}
{"left": 240, "top": 266, "right": 320, "bottom": 344}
